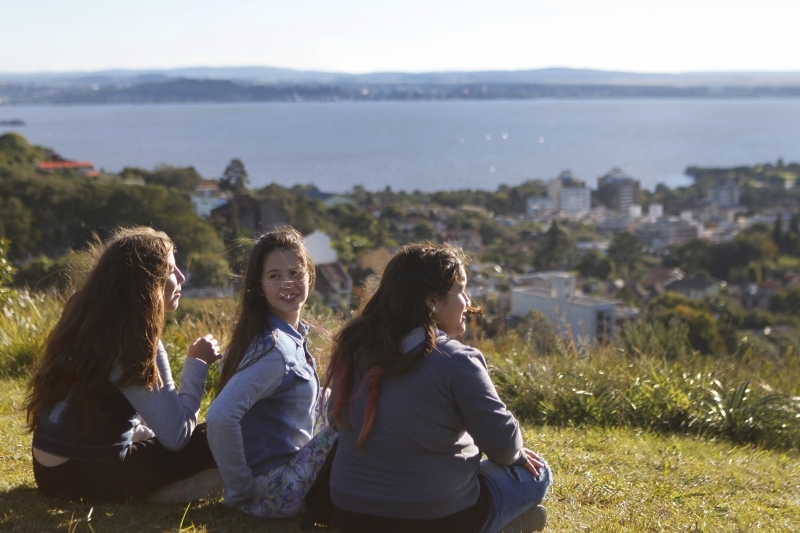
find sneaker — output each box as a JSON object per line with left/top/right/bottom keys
{"left": 500, "top": 505, "right": 547, "bottom": 533}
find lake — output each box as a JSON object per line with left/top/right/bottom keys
{"left": 1, "top": 99, "right": 799, "bottom": 192}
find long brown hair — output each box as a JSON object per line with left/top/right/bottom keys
{"left": 25, "top": 227, "right": 175, "bottom": 431}
{"left": 324, "top": 243, "right": 481, "bottom": 449}
{"left": 217, "top": 226, "right": 316, "bottom": 393}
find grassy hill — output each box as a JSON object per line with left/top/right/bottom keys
{"left": 2, "top": 294, "right": 800, "bottom": 531}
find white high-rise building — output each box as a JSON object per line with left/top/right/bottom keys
{"left": 648, "top": 203, "right": 664, "bottom": 220}
{"left": 548, "top": 170, "right": 591, "bottom": 217}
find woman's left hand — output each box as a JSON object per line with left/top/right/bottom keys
{"left": 521, "top": 448, "right": 545, "bottom": 477}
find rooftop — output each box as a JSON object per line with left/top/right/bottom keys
{"left": 37, "top": 160, "right": 94, "bottom": 171}
{"left": 512, "top": 285, "right": 616, "bottom": 308}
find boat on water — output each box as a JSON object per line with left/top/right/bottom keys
{"left": 0, "top": 119, "right": 25, "bottom": 126}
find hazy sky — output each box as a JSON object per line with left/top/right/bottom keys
{"left": 2, "top": 0, "right": 799, "bottom": 74}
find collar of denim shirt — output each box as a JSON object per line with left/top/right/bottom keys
{"left": 267, "top": 314, "right": 309, "bottom": 347}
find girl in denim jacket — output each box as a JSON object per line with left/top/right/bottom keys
{"left": 207, "top": 227, "right": 336, "bottom": 518}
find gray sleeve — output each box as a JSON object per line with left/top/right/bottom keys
{"left": 115, "top": 341, "right": 210, "bottom": 452}
{"left": 450, "top": 346, "right": 524, "bottom": 466}
{"left": 206, "top": 348, "right": 285, "bottom": 508}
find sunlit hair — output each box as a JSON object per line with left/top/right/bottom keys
{"left": 217, "top": 226, "right": 315, "bottom": 393}
{"left": 324, "top": 243, "right": 481, "bottom": 449}
{"left": 25, "top": 227, "right": 175, "bottom": 432}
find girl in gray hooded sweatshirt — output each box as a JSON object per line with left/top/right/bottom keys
{"left": 325, "top": 243, "right": 551, "bottom": 533}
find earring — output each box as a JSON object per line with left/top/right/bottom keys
{"left": 431, "top": 306, "right": 436, "bottom": 313}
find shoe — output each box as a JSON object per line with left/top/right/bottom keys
{"left": 146, "top": 468, "right": 224, "bottom": 503}
{"left": 500, "top": 505, "right": 547, "bottom": 532}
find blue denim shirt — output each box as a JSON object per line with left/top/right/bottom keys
{"left": 207, "top": 316, "right": 321, "bottom": 507}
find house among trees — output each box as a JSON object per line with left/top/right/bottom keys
{"left": 635, "top": 217, "right": 700, "bottom": 248}
{"left": 210, "top": 194, "right": 289, "bottom": 233}
{"left": 302, "top": 189, "right": 356, "bottom": 208}
{"left": 304, "top": 230, "right": 338, "bottom": 264}
{"left": 315, "top": 262, "right": 353, "bottom": 308}
{"left": 735, "top": 279, "right": 781, "bottom": 310}
{"left": 510, "top": 272, "right": 623, "bottom": 343}
{"left": 36, "top": 155, "right": 94, "bottom": 174}
{"left": 302, "top": 230, "right": 353, "bottom": 309}
{"left": 190, "top": 179, "right": 229, "bottom": 218}
{"left": 439, "top": 229, "right": 483, "bottom": 252}
{"left": 664, "top": 277, "right": 725, "bottom": 300}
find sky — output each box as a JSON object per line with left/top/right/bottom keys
{"left": 2, "top": 0, "right": 799, "bottom": 74}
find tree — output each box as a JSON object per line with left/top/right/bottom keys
{"left": 769, "top": 287, "right": 800, "bottom": 316}
{"left": 413, "top": 222, "right": 434, "bottom": 240}
{"left": 784, "top": 214, "right": 800, "bottom": 255}
{"left": 533, "top": 221, "right": 575, "bottom": 270}
{"left": 146, "top": 165, "right": 202, "bottom": 192}
{"left": 576, "top": 250, "right": 612, "bottom": 280}
{"left": 773, "top": 213, "right": 784, "bottom": 249}
{"left": 652, "top": 304, "right": 723, "bottom": 355}
{"left": 0, "top": 196, "right": 38, "bottom": 260}
{"left": 188, "top": 253, "right": 230, "bottom": 288}
{"left": 220, "top": 158, "right": 249, "bottom": 193}
{"left": 607, "top": 232, "right": 642, "bottom": 279}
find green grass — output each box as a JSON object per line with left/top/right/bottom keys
{"left": 4, "top": 292, "right": 800, "bottom": 531}
{"left": 2, "top": 377, "right": 800, "bottom": 532}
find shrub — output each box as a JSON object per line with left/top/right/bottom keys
{"left": 651, "top": 305, "right": 723, "bottom": 355}
{"left": 188, "top": 253, "right": 230, "bottom": 288}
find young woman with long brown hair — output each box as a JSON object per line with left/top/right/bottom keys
{"left": 206, "top": 227, "right": 336, "bottom": 518}
{"left": 325, "top": 243, "right": 552, "bottom": 533}
{"left": 25, "top": 227, "right": 222, "bottom": 502}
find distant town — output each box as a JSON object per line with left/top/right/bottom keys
{"left": 2, "top": 130, "right": 800, "bottom": 357}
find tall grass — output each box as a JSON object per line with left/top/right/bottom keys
{"left": 2, "top": 290, "right": 800, "bottom": 451}
{"left": 485, "top": 318, "right": 800, "bottom": 450}
{"left": 0, "top": 290, "right": 61, "bottom": 378}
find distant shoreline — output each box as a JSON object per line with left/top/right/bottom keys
{"left": 2, "top": 79, "right": 800, "bottom": 106}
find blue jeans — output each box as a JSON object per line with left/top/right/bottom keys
{"left": 477, "top": 458, "right": 552, "bottom": 533}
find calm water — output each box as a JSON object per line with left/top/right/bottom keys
{"left": 1, "top": 100, "right": 799, "bottom": 192}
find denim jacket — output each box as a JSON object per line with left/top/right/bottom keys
{"left": 207, "top": 316, "right": 320, "bottom": 508}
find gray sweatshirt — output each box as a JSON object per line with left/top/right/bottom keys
{"left": 111, "top": 340, "right": 209, "bottom": 451}
{"left": 330, "top": 328, "right": 524, "bottom": 520}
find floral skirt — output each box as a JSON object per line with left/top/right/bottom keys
{"left": 240, "top": 425, "right": 338, "bottom": 519}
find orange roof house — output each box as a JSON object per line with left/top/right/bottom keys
{"left": 37, "top": 160, "right": 95, "bottom": 172}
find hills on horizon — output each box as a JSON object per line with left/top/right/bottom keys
{"left": 4, "top": 66, "right": 800, "bottom": 88}
{"left": 2, "top": 67, "right": 800, "bottom": 104}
